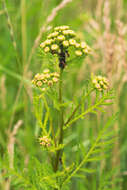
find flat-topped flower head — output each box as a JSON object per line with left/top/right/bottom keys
{"left": 32, "top": 69, "right": 59, "bottom": 91}
{"left": 92, "top": 74, "right": 109, "bottom": 91}
{"left": 40, "top": 26, "right": 91, "bottom": 68}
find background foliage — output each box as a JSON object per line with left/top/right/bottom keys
{"left": 0, "top": 0, "right": 127, "bottom": 189}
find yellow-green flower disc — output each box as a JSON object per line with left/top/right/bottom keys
{"left": 42, "top": 88, "right": 46, "bottom": 92}
{"left": 81, "top": 42, "right": 87, "bottom": 49}
{"left": 44, "top": 46, "right": 50, "bottom": 53}
{"left": 75, "top": 50, "right": 83, "bottom": 56}
{"left": 83, "top": 48, "right": 89, "bottom": 54}
{"left": 69, "top": 39, "right": 76, "bottom": 46}
{"left": 53, "top": 77, "right": 59, "bottom": 82}
{"left": 45, "top": 74, "right": 50, "bottom": 78}
{"left": 100, "top": 81, "right": 104, "bottom": 85}
{"left": 97, "top": 76, "right": 103, "bottom": 81}
{"left": 45, "top": 39, "right": 52, "bottom": 45}
{"left": 54, "top": 26, "right": 61, "bottom": 31}
{"left": 40, "top": 42, "right": 45, "bottom": 48}
{"left": 62, "top": 30, "right": 68, "bottom": 35}
{"left": 43, "top": 79, "right": 47, "bottom": 83}
{"left": 75, "top": 43, "right": 80, "bottom": 48}
{"left": 68, "top": 30, "right": 76, "bottom": 36}
{"left": 103, "top": 84, "right": 108, "bottom": 89}
{"left": 53, "top": 72, "right": 60, "bottom": 77}
{"left": 60, "top": 26, "right": 69, "bottom": 30}
{"left": 39, "top": 74, "right": 45, "bottom": 80}
{"left": 102, "top": 77, "right": 108, "bottom": 84}
{"left": 63, "top": 40, "right": 69, "bottom": 47}
{"left": 48, "top": 80, "right": 53, "bottom": 86}
{"left": 92, "top": 79, "right": 97, "bottom": 84}
{"left": 51, "top": 44, "right": 59, "bottom": 51}
{"left": 36, "top": 81, "right": 42, "bottom": 87}
{"left": 43, "top": 69, "right": 50, "bottom": 74}
{"left": 95, "top": 83, "right": 101, "bottom": 89}
{"left": 35, "top": 73, "right": 40, "bottom": 80}
{"left": 57, "top": 35, "right": 65, "bottom": 41}
{"left": 52, "top": 32, "right": 59, "bottom": 37}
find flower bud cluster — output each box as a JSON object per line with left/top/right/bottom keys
{"left": 32, "top": 69, "right": 59, "bottom": 91}
{"left": 40, "top": 25, "right": 91, "bottom": 57}
{"left": 92, "top": 75, "right": 109, "bottom": 91}
{"left": 39, "top": 136, "right": 51, "bottom": 147}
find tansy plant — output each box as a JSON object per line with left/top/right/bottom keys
{"left": 31, "top": 26, "right": 116, "bottom": 190}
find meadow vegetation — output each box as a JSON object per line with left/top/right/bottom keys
{"left": 0, "top": 0, "right": 127, "bottom": 189}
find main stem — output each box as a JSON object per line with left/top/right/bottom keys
{"left": 54, "top": 68, "right": 64, "bottom": 172}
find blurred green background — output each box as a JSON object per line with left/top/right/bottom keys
{"left": 0, "top": 0, "right": 127, "bottom": 189}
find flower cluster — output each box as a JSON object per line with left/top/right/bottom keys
{"left": 40, "top": 25, "right": 91, "bottom": 58}
{"left": 39, "top": 136, "right": 51, "bottom": 147}
{"left": 32, "top": 69, "right": 59, "bottom": 91}
{"left": 92, "top": 75, "right": 109, "bottom": 91}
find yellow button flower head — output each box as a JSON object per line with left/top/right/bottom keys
{"left": 75, "top": 50, "right": 82, "bottom": 56}
{"left": 40, "top": 42, "right": 45, "bottom": 48}
{"left": 43, "top": 69, "right": 50, "bottom": 74}
{"left": 69, "top": 39, "right": 76, "bottom": 46}
{"left": 40, "top": 25, "right": 91, "bottom": 68}
{"left": 63, "top": 40, "right": 69, "bottom": 47}
{"left": 36, "top": 81, "right": 42, "bottom": 87}
{"left": 45, "top": 39, "right": 52, "bottom": 45}
{"left": 81, "top": 42, "right": 87, "bottom": 48}
{"left": 75, "top": 43, "right": 80, "bottom": 48}
{"left": 92, "top": 75, "right": 109, "bottom": 91}
{"left": 32, "top": 69, "right": 60, "bottom": 90}
{"left": 57, "top": 35, "right": 65, "bottom": 41}
{"left": 51, "top": 44, "right": 59, "bottom": 51}
{"left": 44, "top": 47, "right": 50, "bottom": 53}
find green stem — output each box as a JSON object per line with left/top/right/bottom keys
{"left": 64, "top": 88, "right": 94, "bottom": 127}
{"left": 54, "top": 68, "right": 64, "bottom": 172}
